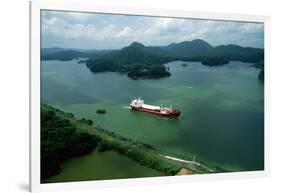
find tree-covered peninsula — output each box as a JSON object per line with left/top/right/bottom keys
{"left": 41, "top": 105, "right": 99, "bottom": 180}
{"left": 41, "top": 104, "right": 216, "bottom": 181}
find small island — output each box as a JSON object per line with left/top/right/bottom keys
{"left": 127, "top": 65, "right": 171, "bottom": 79}
{"left": 96, "top": 108, "right": 106, "bottom": 114}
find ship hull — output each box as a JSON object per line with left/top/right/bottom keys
{"left": 130, "top": 106, "right": 181, "bottom": 117}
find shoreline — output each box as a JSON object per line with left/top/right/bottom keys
{"left": 159, "top": 154, "right": 215, "bottom": 173}
{"left": 42, "top": 104, "right": 217, "bottom": 179}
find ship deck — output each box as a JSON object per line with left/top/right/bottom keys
{"left": 141, "top": 104, "right": 161, "bottom": 110}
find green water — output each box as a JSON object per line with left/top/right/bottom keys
{"left": 43, "top": 151, "right": 164, "bottom": 183}
{"left": 41, "top": 60, "right": 264, "bottom": 173}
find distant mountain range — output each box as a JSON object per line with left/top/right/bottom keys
{"left": 41, "top": 39, "right": 264, "bottom": 62}
{"left": 41, "top": 48, "right": 111, "bottom": 61}
{"left": 41, "top": 39, "right": 264, "bottom": 79}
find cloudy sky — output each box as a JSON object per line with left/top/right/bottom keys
{"left": 41, "top": 10, "right": 264, "bottom": 49}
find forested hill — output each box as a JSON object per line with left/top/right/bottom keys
{"left": 41, "top": 39, "right": 264, "bottom": 79}
{"left": 111, "top": 39, "right": 263, "bottom": 63}
{"left": 85, "top": 40, "right": 263, "bottom": 79}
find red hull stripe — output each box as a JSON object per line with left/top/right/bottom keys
{"left": 131, "top": 106, "right": 181, "bottom": 116}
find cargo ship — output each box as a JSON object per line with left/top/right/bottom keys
{"left": 130, "top": 97, "right": 181, "bottom": 117}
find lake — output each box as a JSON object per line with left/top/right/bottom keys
{"left": 41, "top": 59, "right": 264, "bottom": 174}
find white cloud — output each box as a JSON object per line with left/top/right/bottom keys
{"left": 115, "top": 26, "right": 135, "bottom": 38}
{"left": 42, "top": 14, "right": 101, "bottom": 40}
{"left": 41, "top": 10, "right": 264, "bottom": 49}
{"left": 94, "top": 24, "right": 116, "bottom": 40}
{"left": 239, "top": 23, "right": 263, "bottom": 33}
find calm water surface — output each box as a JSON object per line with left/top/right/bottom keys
{"left": 41, "top": 60, "right": 264, "bottom": 173}
{"left": 43, "top": 150, "right": 164, "bottom": 183}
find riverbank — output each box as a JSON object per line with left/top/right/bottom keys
{"left": 42, "top": 104, "right": 215, "bottom": 181}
